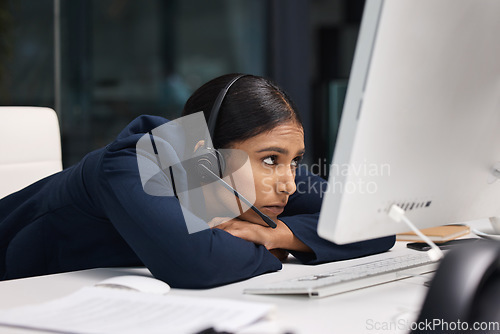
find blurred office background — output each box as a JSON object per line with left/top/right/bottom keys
{"left": 0, "top": 0, "right": 364, "bottom": 175}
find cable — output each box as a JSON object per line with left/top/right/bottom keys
{"left": 388, "top": 204, "right": 444, "bottom": 261}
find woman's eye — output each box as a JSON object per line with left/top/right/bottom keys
{"left": 291, "top": 156, "right": 303, "bottom": 168}
{"left": 263, "top": 156, "right": 277, "bottom": 165}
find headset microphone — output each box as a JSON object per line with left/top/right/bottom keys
{"left": 199, "top": 164, "right": 277, "bottom": 228}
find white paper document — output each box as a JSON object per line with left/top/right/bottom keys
{"left": 0, "top": 286, "right": 274, "bottom": 334}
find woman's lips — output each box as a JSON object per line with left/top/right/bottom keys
{"left": 262, "top": 205, "right": 285, "bottom": 216}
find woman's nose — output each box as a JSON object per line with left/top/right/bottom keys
{"left": 276, "top": 165, "right": 296, "bottom": 195}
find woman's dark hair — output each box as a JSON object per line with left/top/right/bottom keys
{"left": 182, "top": 73, "right": 302, "bottom": 149}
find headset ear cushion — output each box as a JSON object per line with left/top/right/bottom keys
{"left": 196, "top": 148, "right": 226, "bottom": 182}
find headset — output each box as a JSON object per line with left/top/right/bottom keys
{"left": 195, "top": 74, "right": 276, "bottom": 228}
{"left": 195, "top": 74, "right": 247, "bottom": 182}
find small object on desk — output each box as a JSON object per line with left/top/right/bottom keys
{"left": 406, "top": 238, "right": 484, "bottom": 251}
{"left": 488, "top": 216, "right": 500, "bottom": 234}
{"left": 472, "top": 227, "right": 500, "bottom": 241}
{"left": 396, "top": 224, "right": 470, "bottom": 242}
{"left": 196, "top": 327, "right": 233, "bottom": 334}
{"left": 94, "top": 275, "right": 171, "bottom": 294}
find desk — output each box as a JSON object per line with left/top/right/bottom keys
{"left": 0, "top": 219, "right": 490, "bottom": 334}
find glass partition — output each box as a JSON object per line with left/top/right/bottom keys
{"left": 58, "top": 0, "right": 268, "bottom": 166}
{"left": 0, "top": 0, "right": 267, "bottom": 167}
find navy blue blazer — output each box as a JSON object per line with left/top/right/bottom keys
{"left": 0, "top": 115, "right": 395, "bottom": 288}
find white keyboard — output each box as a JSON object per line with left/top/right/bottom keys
{"left": 244, "top": 251, "right": 439, "bottom": 298}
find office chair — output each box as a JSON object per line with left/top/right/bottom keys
{"left": 0, "top": 107, "right": 62, "bottom": 199}
{"left": 412, "top": 240, "right": 500, "bottom": 334}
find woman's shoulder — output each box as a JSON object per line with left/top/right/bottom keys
{"left": 105, "top": 115, "right": 171, "bottom": 150}
{"left": 115, "top": 115, "right": 170, "bottom": 140}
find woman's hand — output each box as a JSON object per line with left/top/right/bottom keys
{"left": 209, "top": 217, "right": 312, "bottom": 256}
{"left": 209, "top": 216, "right": 275, "bottom": 248}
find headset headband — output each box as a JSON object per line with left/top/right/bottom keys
{"left": 207, "top": 74, "right": 248, "bottom": 140}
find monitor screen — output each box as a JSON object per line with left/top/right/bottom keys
{"left": 318, "top": 0, "right": 500, "bottom": 244}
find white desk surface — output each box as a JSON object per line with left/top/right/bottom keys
{"left": 0, "top": 219, "right": 491, "bottom": 334}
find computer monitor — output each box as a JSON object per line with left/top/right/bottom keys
{"left": 317, "top": 0, "right": 500, "bottom": 244}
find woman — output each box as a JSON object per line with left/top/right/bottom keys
{"left": 0, "top": 74, "right": 394, "bottom": 288}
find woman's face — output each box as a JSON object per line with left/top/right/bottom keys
{"left": 224, "top": 121, "right": 305, "bottom": 225}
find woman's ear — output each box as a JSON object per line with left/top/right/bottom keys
{"left": 194, "top": 140, "right": 205, "bottom": 152}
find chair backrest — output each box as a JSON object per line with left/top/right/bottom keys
{"left": 0, "top": 107, "right": 63, "bottom": 199}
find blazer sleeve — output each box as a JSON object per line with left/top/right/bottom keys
{"left": 97, "top": 138, "right": 281, "bottom": 289}
{"left": 279, "top": 169, "right": 396, "bottom": 264}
